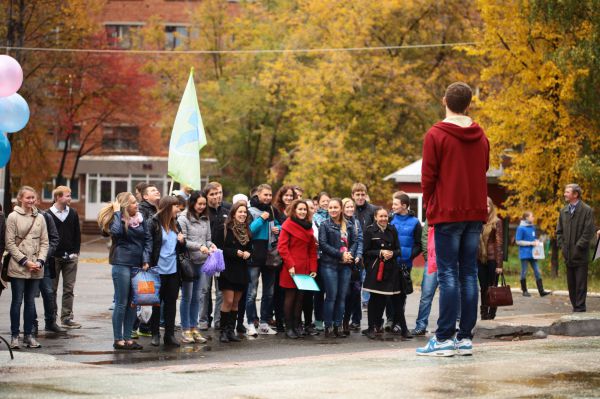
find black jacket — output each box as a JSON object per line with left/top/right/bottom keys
{"left": 355, "top": 202, "right": 377, "bottom": 230}
{"left": 207, "top": 204, "right": 230, "bottom": 248}
{"left": 218, "top": 223, "right": 251, "bottom": 286}
{"left": 147, "top": 217, "right": 186, "bottom": 269}
{"left": 362, "top": 223, "right": 402, "bottom": 295}
{"left": 318, "top": 218, "right": 359, "bottom": 267}
{"left": 40, "top": 211, "right": 60, "bottom": 278}
{"left": 138, "top": 200, "right": 158, "bottom": 221}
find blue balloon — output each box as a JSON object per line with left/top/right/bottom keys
{"left": 0, "top": 134, "right": 11, "bottom": 167}
{"left": 0, "top": 93, "right": 30, "bottom": 133}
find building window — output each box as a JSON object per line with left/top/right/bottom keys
{"left": 105, "top": 24, "right": 141, "bottom": 49}
{"left": 56, "top": 125, "right": 81, "bottom": 150}
{"left": 165, "top": 25, "right": 189, "bottom": 50}
{"left": 42, "top": 178, "right": 80, "bottom": 202}
{"left": 102, "top": 125, "right": 139, "bottom": 151}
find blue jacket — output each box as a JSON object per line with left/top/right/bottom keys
{"left": 389, "top": 213, "right": 422, "bottom": 267}
{"left": 312, "top": 208, "right": 329, "bottom": 230}
{"left": 109, "top": 212, "right": 152, "bottom": 268}
{"left": 516, "top": 221, "right": 536, "bottom": 259}
{"left": 318, "top": 217, "right": 358, "bottom": 267}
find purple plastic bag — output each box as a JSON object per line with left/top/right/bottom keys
{"left": 201, "top": 249, "right": 225, "bottom": 276}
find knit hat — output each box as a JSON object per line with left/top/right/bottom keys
{"left": 232, "top": 193, "right": 249, "bottom": 206}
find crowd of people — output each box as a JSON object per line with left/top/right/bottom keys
{"left": 1, "top": 82, "right": 598, "bottom": 357}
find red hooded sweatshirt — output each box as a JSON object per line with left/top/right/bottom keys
{"left": 421, "top": 120, "right": 490, "bottom": 225}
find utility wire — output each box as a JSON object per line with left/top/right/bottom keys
{"left": 0, "top": 41, "right": 478, "bottom": 55}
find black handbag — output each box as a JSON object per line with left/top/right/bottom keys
{"left": 178, "top": 250, "right": 198, "bottom": 282}
{"left": 400, "top": 264, "right": 413, "bottom": 295}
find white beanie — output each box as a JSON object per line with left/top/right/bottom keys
{"left": 232, "top": 193, "right": 249, "bottom": 205}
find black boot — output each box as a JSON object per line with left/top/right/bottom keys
{"left": 151, "top": 334, "right": 161, "bottom": 346}
{"left": 536, "top": 279, "right": 551, "bottom": 297}
{"left": 226, "top": 312, "right": 241, "bottom": 342}
{"left": 333, "top": 326, "right": 346, "bottom": 338}
{"left": 324, "top": 327, "right": 333, "bottom": 338}
{"left": 45, "top": 320, "right": 66, "bottom": 333}
{"left": 164, "top": 334, "right": 180, "bottom": 347}
{"left": 521, "top": 279, "right": 531, "bottom": 297}
{"left": 480, "top": 305, "right": 490, "bottom": 320}
{"left": 488, "top": 307, "right": 497, "bottom": 320}
{"left": 285, "top": 317, "right": 299, "bottom": 339}
{"left": 219, "top": 312, "right": 230, "bottom": 343}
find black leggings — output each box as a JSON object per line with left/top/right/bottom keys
{"left": 284, "top": 288, "right": 304, "bottom": 328}
{"left": 150, "top": 273, "right": 180, "bottom": 337}
{"left": 368, "top": 293, "right": 406, "bottom": 330}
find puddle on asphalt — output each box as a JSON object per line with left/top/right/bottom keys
{"left": 0, "top": 382, "right": 93, "bottom": 396}
{"left": 521, "top": 371, "right": 600, "bottom": 388}
{"left": 76, "top": 344, "right": 213, "bottom": 365}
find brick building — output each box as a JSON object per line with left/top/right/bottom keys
{"left": 33, "top": 0, "right": 239, "bottom": 230}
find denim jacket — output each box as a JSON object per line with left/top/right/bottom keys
{"left": 318, "top": 217, "right": 358, "bottom": 267}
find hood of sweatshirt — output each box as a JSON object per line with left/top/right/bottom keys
{"left": 433, "top": 121, "right": 485, "bottom": 143}
{"left": 519, "top": 220, "right": 533, "bottom": 227}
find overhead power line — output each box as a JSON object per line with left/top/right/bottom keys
{"left": 0, "top": 41, "right": 479, "bottom": 55}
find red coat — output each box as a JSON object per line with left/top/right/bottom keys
{"left": 277, "top": 218, "right": 318, "bottom": 289}
{"left": 421, "top": 121, "right": 490, "bottom": 225}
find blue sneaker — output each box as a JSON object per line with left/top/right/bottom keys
{"left": 454, "top": 337, "right": 473, "bottom": 356}
{"left": 416, "top": 336, "right": 456, "bottom": 357}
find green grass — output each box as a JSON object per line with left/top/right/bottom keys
{"left": 412, "top": 246, "right": 600, "bottom": 293}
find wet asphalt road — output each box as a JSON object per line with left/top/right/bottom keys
{"left": 0, "top": 244, "right": 598, "bottom": 368}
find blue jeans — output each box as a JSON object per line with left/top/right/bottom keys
{"left": 434, "top": 221, "right": 482, "bottom": 341}
{"left": 111, "top": 265, "right": 137, "bottom": 341}
{"left": 10, "top": 278, "right": 40, "bottom": 336}
{"left": 246, "top": 266, "right": 276, "bottom": 324}
{"left": 415, "top": 263, "right": 438, "bottom": 331}
{"left": 320, "top": 265, "right": 352, "bottom": 328}
{"left": 361, "top": 268, "right": 370, "bottom": 304}
{"left": 199, "top": 273, "right": 223, "bottom": 326}
{"left": 180, "top": 264, "right": 203, "bottom": 329}
{"left": 520, "top": 259, "right": 542, "bottom": 280}
{"left": 34, "top": 261, "right": 56, "bottom": 324}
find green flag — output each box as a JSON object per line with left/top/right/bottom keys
{"left": 168, "top": 68, "right": 207, "bottom": 190}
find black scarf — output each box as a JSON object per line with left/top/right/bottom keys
{"left": 250, "top": 196, "right": 274, "bottom": 221}
{"left": 291, "top": 216, "right": 313, "bottom": 230}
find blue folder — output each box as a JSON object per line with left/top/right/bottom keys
{"left": 292, "top": 274, "right": 320, "bottom": 291}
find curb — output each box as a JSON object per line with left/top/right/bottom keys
{"left": 475, "top": 312, "right": 600, "bottom": 339}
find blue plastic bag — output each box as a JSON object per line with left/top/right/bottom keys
{"left": 201, "top": 249, "right": 225, "bottom": 276}
{"left": 131, "top": 268, "right": 161, "bottom": 306}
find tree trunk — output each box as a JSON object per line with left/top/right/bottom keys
{"left": 550, "top": 238, "right": 559, "bottom": 278}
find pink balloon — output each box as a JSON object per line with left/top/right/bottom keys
{"left": 0, "top": 55, "right": 23, "bottom": 97}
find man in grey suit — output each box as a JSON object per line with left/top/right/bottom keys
{"left": 556, "top": 183, "right": 596, "bottom": 312}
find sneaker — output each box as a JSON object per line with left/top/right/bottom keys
{"left": 23, "top": 335, "right": 41, "bottom": 348}
{"left": 391, "top": 324, "right": 403, "bottom": 335}
{"left": 349, "top": 322, "right": 361, "bottom": 331}
{"left": 411, "top": 328, "right": 427, "bottom": 336}
{"left": 454, "top": 337, "right": 473, "bottom": 356}
{"left": 191, "top": 329, "right": 208, "bottom": 344}
{"left": 61, "top": 319, "right": 82, "bottom": 329}
{"left": 137, "top": 329, "right": 152, "bottom": 337}
{"left": 416, "top": 336, "right": 456, "bottom": 357}
{"left": 246, "top": 324, "right": 258, "bottom": 337}
{"left": 181, "top": 330, "right": 195, "bottom": 344}
{"left": 10, "top": 336, "right": 20, "bottom": 349}
{"left": 314, "top": 320, "right": 324, "bottom": 332}
{"left": 198, "top": 321, "right": 209, "bottom": 331}
{"left": 131, "top": 330, "right": 139, "bottom": 339}
{"left": 108, "top": 303, "right": 115, "bottom": 310}
{"left": 258, "top": 323, "right": 277, "bottom": 335}
{"left": 236, "top": 323, "right": 247, "bottom": 334}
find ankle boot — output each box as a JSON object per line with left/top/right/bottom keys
{"left": 220, "top": 312, "right": 230, "bottom": 343}
{"left": 536, "top": 279, "right": 551, "bottom": 297}
{"left": 151, "top": 333, "right": 161, "bottom": 346}
{"left": 226, "top": 312, "right": 241, "bottom": 342}
{"left": 285, "top": 317, "right": 298, "bottom": 339}
{"left": 521, "top": 279, "right": 531, "bottom": 297}
{"left": 333, "top": 326, "right": 346, "bottom": 338}
{"left": 480, "top": 305, "right": 490, "bottom": 320}
{"left": 488, "top": 307, "right": 497, "bottom": 320}
{"left": 164, "top": 334, "right": 180, "bottom": 347}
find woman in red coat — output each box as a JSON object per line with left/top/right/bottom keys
{"left": 277, "top": 199, "right": 318, "bottom": 339}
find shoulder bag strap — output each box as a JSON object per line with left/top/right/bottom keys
{"left": 17, "top": 215, "right": 38, "bottom": 247}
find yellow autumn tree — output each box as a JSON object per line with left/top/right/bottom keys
{"left": 471, "top": 0, "right": 597, "bottom": 275}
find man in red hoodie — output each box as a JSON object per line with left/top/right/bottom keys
{"left": 416, "top": 82, "right": 489, "bottom": 357}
